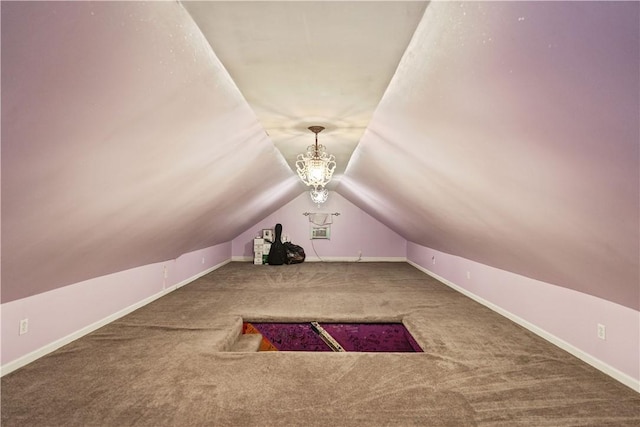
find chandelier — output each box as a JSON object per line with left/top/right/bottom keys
{"left": 310, "top": 186, "right": 328, "bottom": 204}
{"left": 296, "top": 126, "right": 336, "bottom": 188}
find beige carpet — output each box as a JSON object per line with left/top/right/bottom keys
{"left": 2, "top": 262, "right": 639, "bottom": 426}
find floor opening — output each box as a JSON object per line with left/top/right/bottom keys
{"left": 242, "top": 322, "right": 423, "bottom": 352}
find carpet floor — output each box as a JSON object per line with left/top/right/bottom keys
{"left": 2, "top": 262, "right": 638, "bottom": 426}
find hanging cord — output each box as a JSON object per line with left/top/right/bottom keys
{"left": 310, "top": 238, "right": 325, "bottom": 262}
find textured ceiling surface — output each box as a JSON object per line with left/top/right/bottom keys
{"left": 2, "top": 1, "right": 639, "bottom": 310}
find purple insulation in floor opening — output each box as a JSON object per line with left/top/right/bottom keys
{"left": 251, "top": 323, "right": 332, "bottom": 351}
{"left": 322, "top": 323, "right": 423, "bottom": 352}
{"left": 249, "top": 322, "right": 423, "bottom": 352}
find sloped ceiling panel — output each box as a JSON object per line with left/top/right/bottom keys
{"left": 183, "top": 1, "right": 427, "bottom": 188}
{"left": 1, "top": 1, "right": 298, "bottom": 302}
{"left": 338, "top": 1, "right": 639, "bottom": 309}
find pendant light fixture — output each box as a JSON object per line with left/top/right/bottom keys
{"left": 310, "top": 186, "right": 329, "bottom": 204}
{"left": 295, "top": 126, "right": 336, "bottom": 188}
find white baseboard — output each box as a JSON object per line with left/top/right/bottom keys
{"left": 1, "top": 258, "right": 231, "bottom": 377}
{"left": 231, "top": 256, "right": 407, "bottom": 263}
{"left": 407, "top": 260, "right": 640, "bottom": 393}
{"left": 305, "top": 256, "right": 406, "bottom": 262}
{"left": 175, "top": 258, "right": 231, "bottom": 288}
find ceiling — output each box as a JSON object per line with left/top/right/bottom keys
{"left": 183, "top": 1, "right": 428, "bottom": 187}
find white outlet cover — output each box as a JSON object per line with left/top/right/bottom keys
{"left": 19, "top": 318, "right": 29, "bottom": 335}
{"left": 597, "top": 323, "right": 606, "bottom": 340}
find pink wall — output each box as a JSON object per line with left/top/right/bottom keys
{"left": 232, "top": 191, "right": 406, "bottom": 260}
{"left": 171, "top": 243, "right": 232, "bottom": 285}
{"left": 408, "top": 242, "right": 640, "bottom": 389}
{"left": 1, "top": 243, "right": 231, "bottom": 372}
{"left": 338, "top": 1, "right": 639, "bottom": 310}
{"left": 1, "top": 1, "right": 299, "bottom": 304}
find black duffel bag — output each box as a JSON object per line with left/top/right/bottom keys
{"left": 284, "top": 242, "right": 305, "bottom": 264}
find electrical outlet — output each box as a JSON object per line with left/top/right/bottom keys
{"left": 597, "top": 323, "right": 606, "bottom": 340}
{"left": 201, "top": 257, "right": 205, "bottom": 264}
{"left": 19, "top": 318, "right": 29, "bottom": 335}
{"left": 432, "top": 256, "right": 436, "bottom": 265}
{"left": 466, "top": 271, "right": 471, "bottom": 279}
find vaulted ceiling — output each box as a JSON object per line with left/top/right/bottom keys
{"left": 2, "top": 1, "right": 638, "bottom": 310}
{"left": 183, "top": 1, "right": 427, "bottom": 186}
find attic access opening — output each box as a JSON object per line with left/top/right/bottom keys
{"left": 241, "top": 322, "right": 423, "bottom": 352}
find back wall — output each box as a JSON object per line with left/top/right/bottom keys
{"left": 232, "top": 191, "right": 407, "bottom": 261}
